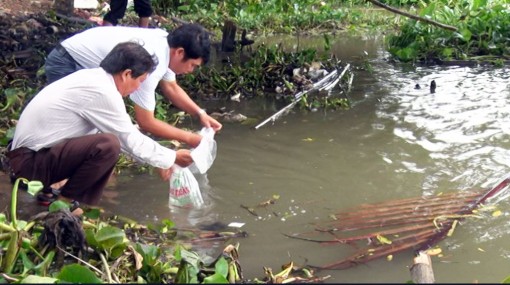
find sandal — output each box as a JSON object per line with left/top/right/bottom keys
{"left": 36, "top": 188, "right": 60, "bottom": 206}
{"left": 69, "top": 200, "right": 80, "bottom": 212}
{"left": 69, "top": 200, "right": 83, "bottom": 216}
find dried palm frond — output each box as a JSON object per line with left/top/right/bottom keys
{"left": 285, "top": 176, "right": 510, "bottom": 269}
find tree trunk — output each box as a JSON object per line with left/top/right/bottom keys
{"left": 221, "top": 20, "right": 237, "bottom": 52}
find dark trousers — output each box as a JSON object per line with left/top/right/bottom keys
{"left": 6, "top": 133, "right": 121, "bottom": 205}
{"left": 103, "top": 0, "right": 153, "bottom": 25}
{"left": 44, "top": 44, "right": 83, "bottom": 84}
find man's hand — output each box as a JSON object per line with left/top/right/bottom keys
{"left": 157, "top": 167, "right": 173, "bottom": 181}
{"left": 157, "top": 149, "right": 193, "bottom": 181}
{"left": 174, "top": 149, "right": 193, "bottom": 167}
{"left": 199, "top": 112, "right": 223, "bottom": 132}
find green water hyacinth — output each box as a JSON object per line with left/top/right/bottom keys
{"left": 387, "top": 0, "right": 510, "bottom": 62}
{"left": 11, "top": 178, "right": 43, "bottom": 229}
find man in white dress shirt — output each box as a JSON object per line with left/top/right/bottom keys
{"left": 7, "top": 41, "right": 193, "bottom": 206}
{"left": 44, "top": 23, "right": 222, "bottom": 149}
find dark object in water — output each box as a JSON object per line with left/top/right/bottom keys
{"left": 415, "top": 84, "right": 421, "bottom": 89}
{"left": 197, "top": 221, "right": 229, "bottom": 231}
{"left": 430, "top": 80, "right": 436, "bottom": 93}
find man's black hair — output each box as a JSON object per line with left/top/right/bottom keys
{"left": 100, "top": 41, "right": 158, "bottom": 77}
{"left": 167, "top": 23, "right": 211, "bottom": 64}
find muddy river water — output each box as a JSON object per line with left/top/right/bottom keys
{"left": 1, "top": 33, "right": 510, "bottom": 283}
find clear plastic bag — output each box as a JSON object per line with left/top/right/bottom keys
{"left": 189, "top": 127, "right": 217, "bottom": 174}
{"left": 168, "top": 165, "right": 204, "bottom": 208}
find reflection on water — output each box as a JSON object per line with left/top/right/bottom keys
{"left": 1, "top": 34, "right": 510, "bottom": 283}
{"left": 375, "top": 64, "right": 510, "bottom": 193}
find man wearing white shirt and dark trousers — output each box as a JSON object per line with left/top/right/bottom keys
{"left": 44, "top": 24, "right": 222, "bottom": 149}
{"left": 7, "top": 42, "right": 193, "bottom": 209}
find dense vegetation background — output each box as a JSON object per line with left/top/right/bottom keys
{"left": 0, "top": 0, "right": 509, "bottom": 283}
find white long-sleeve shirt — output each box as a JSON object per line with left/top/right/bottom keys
{"left": 61, "top": 26, "right": 176, "bottom": 111}
{"left": 12, "top": 68, "right": 176, "bottom": 169}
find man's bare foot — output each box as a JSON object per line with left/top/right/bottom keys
{"left": 51, "top": 179, "right": 68, "bottom": 190}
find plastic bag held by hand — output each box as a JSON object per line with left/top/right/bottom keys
{"left": 190, "top": 127, "right": 217, "bottom": 174}
{"left": 168, "top": 165, "right": 204, "bottom": 208}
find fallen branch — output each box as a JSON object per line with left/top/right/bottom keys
{"left": 365, "top": 0, "right": 458, "bottom": 32}
{"left": 240, "top": 204, "right": 260, "bottom": 217}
